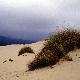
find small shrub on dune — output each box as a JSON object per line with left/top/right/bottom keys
{"left": 28, "top": 28, "right": 80, "bottom": 70}
{"left": 18, "top": 47, "right": 34, "bottom": 56}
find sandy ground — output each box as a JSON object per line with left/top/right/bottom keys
{"left": 0, "top": 41, "right": 80, "bottom": 80}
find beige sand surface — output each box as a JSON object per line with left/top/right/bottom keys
{"left": 0, "top": 41, "right": 80, "bottom": 80}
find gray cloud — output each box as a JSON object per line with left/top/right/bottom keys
{"left": 0, "top": 0, "right": 80, "bottom": 40}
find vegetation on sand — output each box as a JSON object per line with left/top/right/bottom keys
{"left": 18, "top": 46, "right": 34, "bottom": 56}
{"left": 28, "top": 28, "right": 80, "bottom": 70}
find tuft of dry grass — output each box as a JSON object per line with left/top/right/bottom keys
{"left": 28, "top": 28, "right": 80, "bottom": 70}
{"left": 18, "top": 46, "right": 34, "bottom": 56}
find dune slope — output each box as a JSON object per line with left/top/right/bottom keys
{"left": 0, "top": 41, "right": 80, "bottom": 80}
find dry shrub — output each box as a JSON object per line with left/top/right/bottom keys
{"left": 28, "top": 28, "right": 80, "bottom": 70}
{"left": 18, "top": 46, "right": 34, "bottom": 56}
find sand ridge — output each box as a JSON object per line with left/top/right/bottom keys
{"left": 0, "top": 41, "right": 80, "bottom": 80}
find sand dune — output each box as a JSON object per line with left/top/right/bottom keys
{"left": 0, "top": 41, "right": 80, "bottom": 80}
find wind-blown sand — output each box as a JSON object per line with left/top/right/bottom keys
{"left": 0, "top": 41, "right": 80, "bottom": 80}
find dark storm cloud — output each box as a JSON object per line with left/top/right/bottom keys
{"left": 0, "top": 0, "right": 80, "bottom": 40}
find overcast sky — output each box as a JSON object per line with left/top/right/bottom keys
{"left": 0, "top": 0, "right": 80, "bottom": 40}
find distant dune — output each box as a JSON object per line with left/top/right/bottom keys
{"left": 0, "top": 41, "right": 80, "bottom": 80}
